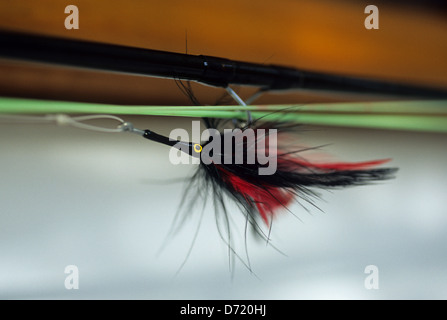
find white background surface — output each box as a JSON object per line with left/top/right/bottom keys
{"left": 0, "top": 116, "right": 446, "bottom": 299}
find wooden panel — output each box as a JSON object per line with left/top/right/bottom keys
{"left": 0, "top": 0, "right": 446, "bottom": 104}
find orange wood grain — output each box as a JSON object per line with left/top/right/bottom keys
{"left": 0, "top": 0, "right": 446, "bottom": 104}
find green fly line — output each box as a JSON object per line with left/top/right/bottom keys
{"left": 0, "top": 97, "right": 446, "bottom": 133}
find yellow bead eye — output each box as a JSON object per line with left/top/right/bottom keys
{"left": 194, "top": 144, "right": 202, "bottom": 153}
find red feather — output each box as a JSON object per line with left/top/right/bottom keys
{"left": 216, "top": 166, "right": 295, "bottom": 224}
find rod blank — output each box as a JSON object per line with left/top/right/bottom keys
{"left": 0, "top": 29, "right": 446, "bottom": 98}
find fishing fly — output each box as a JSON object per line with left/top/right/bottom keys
{"left": 0, "top": 110, "right": 397, "bottom": 272}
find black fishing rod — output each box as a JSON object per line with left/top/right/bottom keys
{"left": 0, "top": 29, "right": 446, "bottom": 98}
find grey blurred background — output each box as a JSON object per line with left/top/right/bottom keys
{"left": 0, "top": 116, "right": 446, "bottom": 299}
